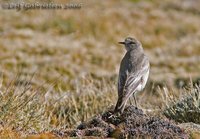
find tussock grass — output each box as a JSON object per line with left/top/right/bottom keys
{"left": 0, "top": 75, "right": 116, "bottom": 134}
{"left": 0, "top": 75, "right": 48, "bottom": 133}
{"left": 163, "top": 85, "right": 200, "bottom": 124}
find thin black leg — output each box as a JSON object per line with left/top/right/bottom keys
{"left": 134, "top": 94, "right": 137, "bottom": 108}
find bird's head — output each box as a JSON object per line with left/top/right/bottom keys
{"left": 119, "top": 37, "right": 141, "bottom": 51}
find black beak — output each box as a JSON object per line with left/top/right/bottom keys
{"left": 118, "top": 42, "right": 125, "bottom": 44}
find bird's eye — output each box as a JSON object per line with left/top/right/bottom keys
{"left": 130, "top": 42, "right": 136, "bottom": 44}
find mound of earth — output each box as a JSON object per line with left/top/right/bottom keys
{"left": 53, "top": 106, "right": 188, "bottom": 138}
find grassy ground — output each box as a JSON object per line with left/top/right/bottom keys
{"left": 0, "top": 0, "right": 200, "bottom": 138}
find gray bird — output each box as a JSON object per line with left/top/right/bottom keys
{"left": 114, "top": 37, "right": 150, "bottom": 114}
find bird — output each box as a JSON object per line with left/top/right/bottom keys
{"left": 114, "top": 37, "right": 150, "bottom": 114}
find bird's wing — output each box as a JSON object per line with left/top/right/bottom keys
{"left": 125, "top": 65, "right": 148, "bottom": 93}
{"left": 120, "top": 56, "right": 149, "bottom": 105}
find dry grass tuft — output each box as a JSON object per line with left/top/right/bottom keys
{"left": 163, "top": 86, "right": 200, "bottom": 124}
{"left": 0, "top": 75, "right": 116, "bottom": 133}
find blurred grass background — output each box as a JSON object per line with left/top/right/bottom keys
{"left": 0, "top": 0, "right": 200, "bottom": 137}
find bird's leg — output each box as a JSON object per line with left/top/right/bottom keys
{"left": 128, "top": 97, "right": 133, "bottom": 105}
{"left": 134, "top": 94, "right": 138, "bottom": 108}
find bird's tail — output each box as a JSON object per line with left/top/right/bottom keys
{"left": 114, "top": 97, "right": 127, "bottom": 114}
{"left": 115, "top": 79, "right": 141, "bottom": 113}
